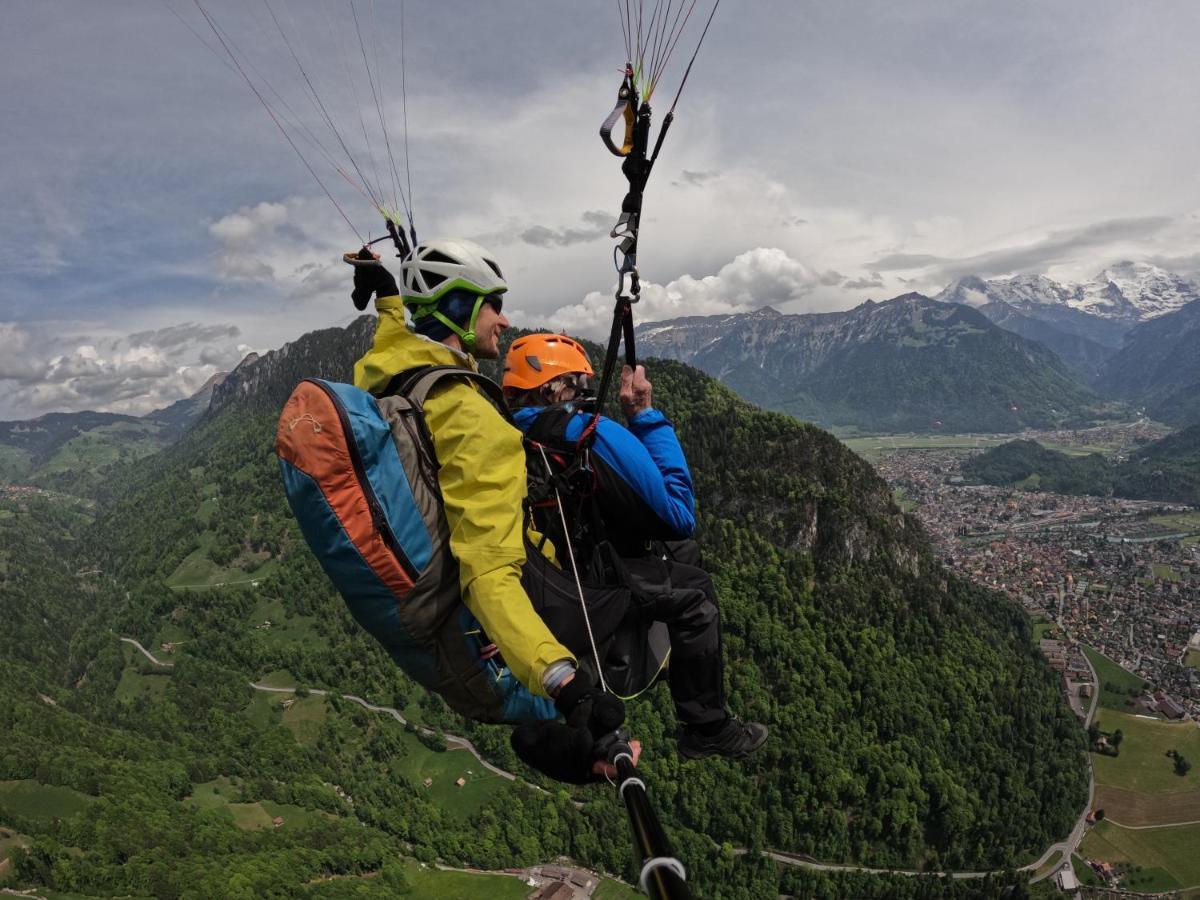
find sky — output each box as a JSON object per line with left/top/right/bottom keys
{"left": 2, "top": 0, "right": 1200, "bottom": 420}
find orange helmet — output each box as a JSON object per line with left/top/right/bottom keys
{"left": 503, "top": 333, "right": 594, "bottom": 392}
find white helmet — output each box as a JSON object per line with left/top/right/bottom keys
{"left": 400, "top": 237, "right": 507, "bottom": 307}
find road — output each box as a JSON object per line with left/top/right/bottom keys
{"left": 1020, "top": 623, "right": 1102, "bottom": 884}
{"left": 117, "top": 636, "right": 1096, "bottom": 883}
{"left": 121, "top": 637, "right": 527, "bottom": 786}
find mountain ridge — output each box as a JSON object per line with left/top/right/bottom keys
{"left": 636, "top": 292, "right": 1102, "bottom": 432}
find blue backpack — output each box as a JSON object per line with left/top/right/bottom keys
{"left": 275, "top": 366, "right": 557, "bottom": 724}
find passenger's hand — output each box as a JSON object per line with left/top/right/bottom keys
{"left": 619, "top": 364, "right": 653, "bottom": 421}
{"left": 591, "top": 739, "right": 641, "bottom": 779}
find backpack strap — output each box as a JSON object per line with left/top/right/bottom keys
{"left": 524, "top": 404, "right": 578, "bottom": 449}
{"left": 381, "top": 365, "right": 513, "bottom": 423}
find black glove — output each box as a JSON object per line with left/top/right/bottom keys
{"left": 349, "top": 248, "right": 399, "bottom": 310}
{"left": 510, "top": 672, "right": 626, "bottom": 785}
{"left": 554, "top": 671, "right": 625, "bottom": 738}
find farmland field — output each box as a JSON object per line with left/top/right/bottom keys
{"left": 1080, "top": 820, "right": 1200, "bottom": 893}
{"left": 1093, "top": 784, "right": 1200, "bottom": 827}
{"left": 1091, "top": 709, "right": 1200, "bottom": 794}
{"left": 0, "top": 781, "right": 94, "bottom": 822}
{"left": 1083, "top": 646, "right": 1148, "bottom": 712}
{"left": 840, "top": 433, "right": 1005, "bottom": 461}
{"left": 402, "top": 861, "right": 530, "bottom": 900}
{"left": 392, "top": 732, "right": 511, "bottom": 818}
{"left": 280, "top": 694, "right": 328, "bottom": 746}
{"left": 1151, "top": 511, "right": 1200, "bottom": 535}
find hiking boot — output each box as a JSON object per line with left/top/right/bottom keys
{"left": 677, "top": 717, "right": 769, "bottom": 760}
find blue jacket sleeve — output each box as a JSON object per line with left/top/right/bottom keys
{"left": 572, "top": 409, "right": 696, "bottom": 538}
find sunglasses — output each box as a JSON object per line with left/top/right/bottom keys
{"left": 482, "top": 294, "right": 504, "bottom": 314}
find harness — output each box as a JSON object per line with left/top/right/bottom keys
{"left": 520, "top": 404, "right": 672, "bottom": 701}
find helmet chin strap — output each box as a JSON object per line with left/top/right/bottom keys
{"left": 428, "top": 294, "right": 489, "bottom": 355}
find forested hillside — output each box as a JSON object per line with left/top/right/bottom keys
{"left": 1096, "top": 298, "right": 1200, "bottom": 426}
{"left": 963, "top": 426, "right": 1200, "bottom": 505}
{"left": 1, "top": 319, "right": 1085, "bottom": 898}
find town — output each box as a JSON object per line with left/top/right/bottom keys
{"left": 872, "top": 444, "right": 1200, "bottom": 721}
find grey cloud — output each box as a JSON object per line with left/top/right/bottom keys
{"left": 871, "top": 252, "right": 946, "bottom": 270}
{"left": 818, "top": 270, "right": 845, "bottom": 286}
{"left": 199, "top": 345, "right": 246, "bottom": 367}
{"left": 295, "top": 260, "right": 348, "bottom": 299}
{"left": 127, "top": 322, "right": 241, "bottom": 354}
{"left": 520, "top": 210, "right": 612, "bottom": 248}
{"left": 673, "top": 170, "right": 718, "bottom": 188}
{"left": 580, "top": 210, "right": 612, "bottom": 230}
{"left": 0, "top": 318, "right": 248, "bottom": 417}
{"left": 1145, "top": 252, "right": 1200, "bottom": 280}
{"left": 870, "top": 216, "right": 1174, "bottom": 279}
{"left": 781, "top": 216, "right": 808, "bottom": 228}
{"left": 844, "top": 273, "right": 885, "bottom": 289}
{"left": 0, "top": 323, "right": 47, "bottom": 382}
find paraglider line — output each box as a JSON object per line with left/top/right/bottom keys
{"left": 191, "top": 0, "right": 364, "bottom": 242}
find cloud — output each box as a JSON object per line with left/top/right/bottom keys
{"left": 870, "top": 216, "right": 1174, "bottom": 281}
{"left": 0, "top": 323, "right": 46, "bottom": 381}
{"left": 518, "top": 209, "right": 613, "bottom": 248}
{"left": 673, "top": 170, "right": 719, "bottom": 187}
{"left": 209, "top": 201, "right": 290, "bottom": 281}
{"left": 0, "top": 319, "right": 252, "bottom": 419}
{"left": 544, "top": 247, "right": 824, "bottom": 336}
{"left": 843, "top": 272, "right": 885, "bottom": 290}
{"left": 126, "top": 322, "right": 241, "bottom": 356}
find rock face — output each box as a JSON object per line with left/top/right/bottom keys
{"left": 635, "top": 294, "right": 1099, "bottom": 433}
{"left": 1095, "top": 298, "right": 1200, "bottom": 426}
{"left": 209, "top": 316, "right": 376, "bottom": 414}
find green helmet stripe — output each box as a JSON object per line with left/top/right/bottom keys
{"left": 403, "top": 277, "right": 507, "bottom": 307}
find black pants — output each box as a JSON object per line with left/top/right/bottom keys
{"left": 619, "top": 551, "right": 727, "bottom": 728}
{"left": 523, "top": 538, "right": 727, "bottom": 728}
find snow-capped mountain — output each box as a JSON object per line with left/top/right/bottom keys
{"left": 937, "top": 263, "right": 1200, "bottom": 325}
{"left": 1088, "top": 261, "right": 1200, "bottom": 319}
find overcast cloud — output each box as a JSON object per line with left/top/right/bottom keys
{"left": 2, "top": 1, "right": 1200, "bottom": 418}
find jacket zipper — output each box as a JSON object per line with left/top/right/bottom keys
{"left": 311, "top": 380, "right": 419, "bottom": 584}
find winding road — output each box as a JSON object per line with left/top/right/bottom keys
{"left": 117, "top": 636, "right": 1096, "bottom": 883}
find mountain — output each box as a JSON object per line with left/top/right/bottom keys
{"left": 0, "top": 317, "right": 1088, "bottom": 897}
{"left": 145, "top": 369, "right": 228, "bottom": 441}
{"left": 209, "top": 320, "right": 373, "bottom": 414}
{"left": 963, "top": 425, "right": 1200, "bottom": 505}
{"left": 934, "top": 264, "right": 1200, "bottom": 370}
{"left": 0, "top": 410, "right": 168, "bottom": 489}
{"left": 1095, "top": 298, "right": 1200, "bottom": 427}
{"left": 635, "top": 293, "right": 1102, "bottom": 433}
{"left": 0, "top": 371, "right": 238, "bottom": 492}
{"left": 945, "top": 289, "right": 1116, "bottom": 382}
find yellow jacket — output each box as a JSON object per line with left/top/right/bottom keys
{"left": 354, "top": 299, "right": 575, "bottom": 698}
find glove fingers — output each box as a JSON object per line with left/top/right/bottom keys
{"left": 511, "top": 722, "right": 599, "bottom": 785}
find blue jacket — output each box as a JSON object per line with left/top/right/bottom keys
{"left": 512, "top": 405, "right": 695, "bottom": 540}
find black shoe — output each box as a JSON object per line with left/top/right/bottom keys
{"left": 677, "top": 717, "right": 769, "bottom": 760}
